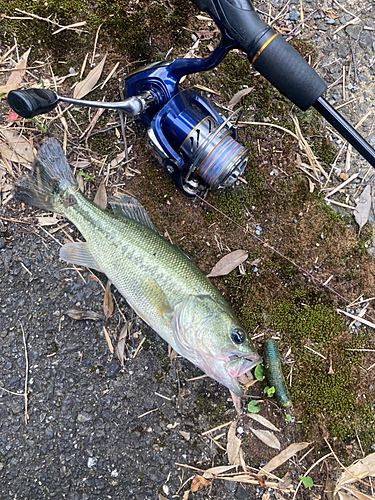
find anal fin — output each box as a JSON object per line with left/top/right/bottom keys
{"left": 60, "top": 242, "right": 102, "bottom": 271}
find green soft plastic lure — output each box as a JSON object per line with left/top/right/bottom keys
{"left": 263, "top": 339, "right": 292, "bottom": 408}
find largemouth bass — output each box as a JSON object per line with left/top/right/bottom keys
{"left": 15, "top": 138, "right": 260, "bottom": 396}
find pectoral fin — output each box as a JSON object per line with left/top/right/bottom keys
{"left": 60, "top": 242, "right": 102, "bottom": 271}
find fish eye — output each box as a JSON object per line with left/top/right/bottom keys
{"left": 231, "top": 328, "right": 245, "bottom": 344}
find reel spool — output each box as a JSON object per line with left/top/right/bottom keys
{"left": 149, "top": 89, "right": 248, "bottom": 196}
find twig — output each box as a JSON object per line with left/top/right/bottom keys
{"left": 19, "top": 322, "right": 29, "bottom": 424}
{"left": 14, "top": 8, "right": 86, "bottom": 33}
{"left": 337, "top": 309, "right": 375, "bottom": 329}
{"left": 90, "top": 24, "right": 103, "bottom": 66}
{"left": 118, "top": 110, "right": 129, "bottom": 164}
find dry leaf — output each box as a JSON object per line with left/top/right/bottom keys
{"left": 103, "top": 325, "right": 114, "bottom": 354}
{"left": 0, "top": 130, "right": 34, "bottom": 165}
{"left": 203, "top": 465, "right": 236, "bottom": 479}
{"left": 182, "top": 491, "right": 190, "bottom": 500}
{"left": 230, "top": 390, "right": 242, "bottom": 415}
{"left": 247, "top": 413, "right": 280, "bottom": 432}
{"left": 158, "top": 495, "right": 168, "bottom": 500}
{"left": 93, "top": 181, "right": 107, "bottom": 210}
{"left": 0, "top": 48, "right": 30, "bottom": 93}
{"left": 228, "top": 87, "right": 253, "bottom": 109}
{"left": 336, "top": 453, "right": 375, "bottom": 488}
{"left": 74, "top": 53, "right": 107, "bottom": 99}
{"left": 341, "top": 487, "right": 374, "bottom": 500}
{"left": 66, "top": 309, "right": 104, "bottom": 321}
{"left": 354, "top": 185, "right": 371, "bottom": 236}
{"left": 207, "top": 250, "right": 248, "bottom": 277}
{"left": 227, "top": 421, "right": 241, "bottom": 465}
{"left": 37, "top": 216, "right": 60, "bottom": 226}
{"left": 337, "top": 491, "right": 360, "bottom": 500}
{"left": 179, "top": 430, "right": 191, "bottom": 441}
{"left": 262, "top": 442, "right": 310, "bottom": 473}
{"left": 250, "top": 429, "right": 281, "bottom": 450}
{"left": 116, "top": 323, "right": 129, "bottom": 368}
{"left": 190, "top": 474, "right": 211, "bottom": 493}
{"left": 76, "top": 173, "right": 85, "bottom": 193}
{"left": 103, "top": 280, "right": 114, "bottom": 319}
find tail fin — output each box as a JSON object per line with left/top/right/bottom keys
{"left": 15, "top": 138, "right": 77, "bottom": 211}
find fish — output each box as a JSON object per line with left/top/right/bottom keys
{"left": 263, "top": 339, "right": 292, "bottom": 407}
{"left": 15, "top": 138, "right": 261, "bottom": 396}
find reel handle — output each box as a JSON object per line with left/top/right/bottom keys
{"left": 7, "top": 88, "right": 59, "bottom": 118}
{"left": 191, "top": 0, "right": 327, "bottom": 111}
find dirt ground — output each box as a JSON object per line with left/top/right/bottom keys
{"left": 0, "top": 0, "right": 375, "bottom": 499}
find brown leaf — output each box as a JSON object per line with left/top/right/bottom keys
{"left": 66, "top": 309, "right": 104, "bottom": 321}
{"left": 0, "top": 130, "right": 34, "bottom": 165}
{"left": 93, "top": 181, "right": 107, "bottom": 210}
{"left": 190, "top": 474, "right": 211, "bottom": 493}
{"left": 343, "top": 487, "right": 374, "bottom": 500}
{"left": 228, "top": 87, "right": 254, "bottom": 109}
{"left": 336, "top": 452, "right": 375, "bottom": 488}
{"left": 262, "top": 442, "right": 310, "bottom": 473}
{"left": 227, "top": 421, "right": 241, "bottom": 465}
{"left": 203, "top": 465, "right": 236, "bottom": 479}
{"left": 116, "top": 323, "right": 129, "bottom": 368}
{"left": 73, "top": 53, "right": 107, "bottom": 99}
{"left": 182, "top": 491, "right": 190, "bottom": 500}
{"left": 103, "top": 280, "right": 114, "bottom": 319}
{"left": 207, "top": 250, "right": 248, "bottom": 277}
{"left": 0, "top": 48, "right": 30, "bottom": 93}
{"left": 247, "top": 413, "right": 280, "bottom": 432}
{"left": 158, "top": 494, "right": 168, "bottom": 500}
{"left": 76, "top": 173, "right": 85, "bottom": 193}
{"left": 354, "top": 185, "right": 371, "bottom": 236}
{"left": 103, "top": 325, "right": 114, "bottom": 354}
{"left": 250, "top": 429, "right": 281, "bottom": 450}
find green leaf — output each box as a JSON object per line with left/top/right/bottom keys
{"left": 285, "top": 414, "right": 292, "bottom": 422}
{"left": 254, "top": 364, "right": 264, "bottom": 381}
{"left": 299, "top": 476, "right": 313, "bottom": 488}
{"left": 247, "top": 400, "right": 260, "bottom": 413}
{"left": 263, "top": 386, "right": 275, "bottom": 397}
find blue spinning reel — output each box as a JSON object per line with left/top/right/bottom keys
{"left": 7, "top": 24, "right": 248, "bottom": 196}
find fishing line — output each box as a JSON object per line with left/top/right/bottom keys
{"left": 195, "top": 194, "right": 375, "bottom": 324}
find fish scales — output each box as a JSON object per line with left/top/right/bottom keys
{"left": 15, "top": 138, "right": 261, "bottom": 396}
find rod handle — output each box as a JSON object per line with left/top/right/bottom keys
{"left": 7, "top": 89, "right": 59, "bottom": 118}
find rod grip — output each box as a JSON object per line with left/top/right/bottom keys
{"left": 191, "top": 0, "right": 327, "bottom": 110}
{"left": 252, "top": 33, "right": 327, "bottom": 111}
{"left": 7, "top": 88, "right": 59, "bottom": 118}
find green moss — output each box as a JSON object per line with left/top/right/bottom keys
{"left": 271, "top": 289, "right": 344, "bottom": 345}
{"left": 269, "top": 288, "right": 373, "bottom": 448}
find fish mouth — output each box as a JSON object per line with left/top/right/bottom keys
{"left": 226, "top": 352, "right": 262, "bottom": 379}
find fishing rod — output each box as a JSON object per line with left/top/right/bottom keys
{"left": 7, "top": 0, "right": 375, "bottom": 196}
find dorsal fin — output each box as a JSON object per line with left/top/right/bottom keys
{"left": 108, "top": 194, "right": 156, "bottom": 231}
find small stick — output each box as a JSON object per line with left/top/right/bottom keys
{"left": 324, "top": 172, "right": 358, "bottom": 198}
{"left": 90, "top": 24, "right": 103, "bottom": 66}
{"left": 19, "top": 322, "right": 29, "bottom": 424}
{"left": 138, "top": 407, "right": 159, "bottom": 418}
{"left": 202, "top": 420, "right": 233, "bottom": 435}
{"left": 337, "top": 309, "right": 375, "bottom": 329}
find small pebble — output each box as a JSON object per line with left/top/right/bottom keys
{"left": 87, "top": 457, "right": 97, "bottom": 468}
{"left": 237, "top": 426, "right": 244, "bottom": 434}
